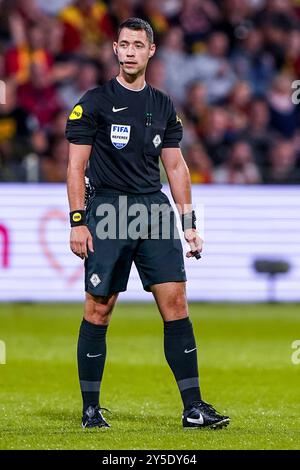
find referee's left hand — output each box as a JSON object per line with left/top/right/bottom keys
{"left": 184, "top": 228, "right": 203, "bottom": 259}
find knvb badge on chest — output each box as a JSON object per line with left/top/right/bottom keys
{"left": 110, "top": 124, "right": 131, "bottom": 149}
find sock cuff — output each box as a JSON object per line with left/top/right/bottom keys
{"left": 164, "top": 317, "right": 193, "bottom": 335}
{"left": 79, "top": 318, "right": 108, "bottom": 339}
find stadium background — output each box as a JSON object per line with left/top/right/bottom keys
{"left": 0, "top": 0, "right": 300, "bottom": 450}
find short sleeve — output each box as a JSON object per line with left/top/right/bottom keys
{"left": 162, "top": 99, "right": 183, "bottom": 149}
{"left": 65, "top": 90, "right": 98, "bottom": 145}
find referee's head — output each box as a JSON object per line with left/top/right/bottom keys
{"left": 113, "top": 17, "right": 156, "bottom": 76}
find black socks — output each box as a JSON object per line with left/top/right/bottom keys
{"left": 77, "top": 318, "right": 108, "bottom": 412}
{"left": 164, "top": 317, "right": 201, "bottom": 409}
{"left": 77, "top": 316, "right": 201, "bottom": 413}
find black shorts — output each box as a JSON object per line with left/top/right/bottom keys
{"left": 84, "top": 189, "right": 187, "bottom": 297}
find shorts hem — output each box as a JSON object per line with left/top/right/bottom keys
{"left": 85, "top": 286, "right": 128, "bottom": 297}
{"left": 143, "top": 276, "right": 187, "bottom": 292}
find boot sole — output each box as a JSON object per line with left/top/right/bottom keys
{"left": 183, "top": 418, "right": 230, "bottom": 430}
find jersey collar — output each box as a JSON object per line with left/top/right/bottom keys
{"left": 115, "top": 76, "right": 147, "bottom": 92}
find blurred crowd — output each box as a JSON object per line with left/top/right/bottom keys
{"left": 1, "top": 0, "right": 300, "bottom": 184}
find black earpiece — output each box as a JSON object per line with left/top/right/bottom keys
{"left": 115, "top": 49, "right": 124, "bottom": 65}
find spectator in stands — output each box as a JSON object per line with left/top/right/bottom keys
{"left": 108, "top": 0, "right": 136, "bottom": 27}
{"left": 42, "top": 109, "right": 69, "bottom": 154}
{"left": 226, "top": 80, "right": 252, "bottom": 135}
{"left": 158, "top": 26, "right": 191, "bottom": 104}
{"left": 244, "top": 98, "right": 272, "bottom": 168}
{"left": 185, "top": 142, "right": 213, "bottom": 184}
{"left": 12, "top": 0, "right": 46, "bottom": 27}
{"left": 213, "top": 139, "right": 261, "bottom": 184}
{"left": 215, "top": 0, "right": 254, "bottom": 49}
{"left": 134, "top": 0, "right": 170, "bottom": 42}
{"left": 201, "top": 106, "right": 231, "bottom": 166}
{"left": 190, "top": 31, "right": 236, "bottom": 103}
{"left": 183, "top": 81, "right": 208, "bottom": 130}
{"left": 96, "top": 39, "right": 116, "bottom": 75}
{"left": 264, "top": 139, "right": 300, "bottom": 184}
{"left": 180, "top": 118, "right": 200, "bottom": 151}
{"left": 49, "top": 109, "right": 69, "bottom": 141}
{"left": 59, "top": 59, "right": 100, "bottom": 109}
{"left": 255, "top": 0, "right": 294, "bottom": 71}
{"left": 18, "top": 61, "right": 61, "bottom": 128}
{"left": 267, "top": 73, "right": 298, "bottom": 138}
{"left": 58, "top": 0, "right": 114, "bottom": 55}
{"left": 146, "top": 57, "right": 167, "bottom": 93}
{"left": 5, "top": 17, "right": 53, "bottom": 84}
{"left": 285, "top": 28, "right": 300, "bottom": 77}
{"left": 0, "top": 80, "right": 38, "bottom": 181}
{"left": 177, "top": 0, "right": 220, "bottom": 49}
{"left": 230, "top": 28, "right": 276, "bottom": 95}
{"left": 40, "top": 136, "right": 69, "bottom": 182}
{"left": 36, "top": 0, "right": 72, "bottom": 16}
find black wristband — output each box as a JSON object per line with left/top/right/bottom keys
{"left": 70, "top": 210, "right": 86, "bottom": 227}
{"left": 181, "top": 210, "right": 196, "bottom": 231}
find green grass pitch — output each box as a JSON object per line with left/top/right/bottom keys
{"left": 0, "top": 302, "right": 299, "bottom": 450}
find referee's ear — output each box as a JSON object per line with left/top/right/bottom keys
{"left": 148, "top": 43, "right": 156, "bottom": 59}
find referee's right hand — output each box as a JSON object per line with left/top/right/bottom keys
{"left": 70, "top": 226, "right": 94, "bottom": 259}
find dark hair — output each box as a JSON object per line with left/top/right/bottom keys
{"left": 118, "top": 17, "right": 154, "bottom": 44}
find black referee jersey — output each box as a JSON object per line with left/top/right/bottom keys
{"left": 65, "top": 77, "right": 183, "bottom": 194}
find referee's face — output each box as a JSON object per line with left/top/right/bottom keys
{"left": 114, "top": 28, "right": 156, "bottom": 76}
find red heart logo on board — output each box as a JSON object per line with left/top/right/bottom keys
{"left": 39, "top": 209, "right": 83, "bottom": 287}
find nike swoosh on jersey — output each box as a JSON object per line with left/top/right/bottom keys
{"left": 184, "top": 348, "right": 197, "bottom": 354}
{"left": 187, "top": 415, "right": 204, "bottom": 425}
{"left": 87, "top": 353, "right": 102, "bottom": 358}
{"left": 112, "top": 106, "right": 128, "bottom": 112}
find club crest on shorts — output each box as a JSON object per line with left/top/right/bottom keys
{"left": 90, "top": 273, "right": 101, "bottom": 287}
{"left": 110, "top": 124, "right": 131, "bottom": 149}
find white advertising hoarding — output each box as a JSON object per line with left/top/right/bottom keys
{"left": 0, "top": 184, "right": 299, "bottom": 302}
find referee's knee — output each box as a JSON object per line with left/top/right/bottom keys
{"left": 84, "top": 292, "right": 118, "bottom": 325}
{"left": 159, "top": 294, "right": 189, "bottom": 321}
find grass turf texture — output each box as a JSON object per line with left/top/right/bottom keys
{"left": 0, "top": 302, "right": 299, "bottom": 450}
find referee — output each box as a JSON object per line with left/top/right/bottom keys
{"left": 66, "top": 18, "right": 229, "bottom": 430}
